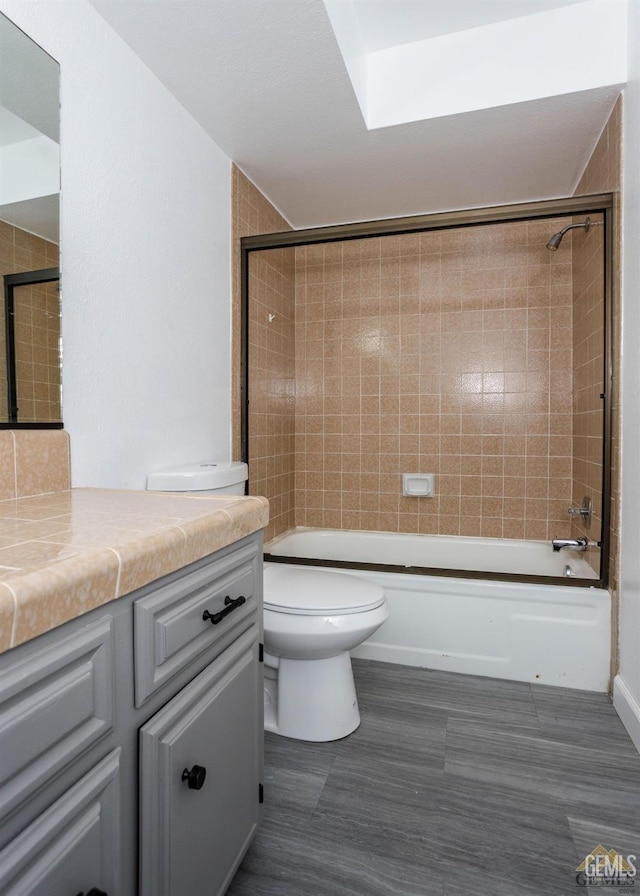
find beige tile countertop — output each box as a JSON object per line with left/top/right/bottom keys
{"left": 0, "top": 488, "right": 269, "bottom": 655}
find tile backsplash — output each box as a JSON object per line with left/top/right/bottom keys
{"left": 0, "top": 430, "right": 70, "bottom": 500}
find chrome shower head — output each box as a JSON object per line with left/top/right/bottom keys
{"left": 546, "top": 231, "right": 565, "bottom": 251}
{"left": 546, "top": 216, "right": 592, "bottom": 251}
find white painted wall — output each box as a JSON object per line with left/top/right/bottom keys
{"left": 0, "top": 0, "right": 233, "bottom": 488}
{"left": 614, "top": 0, "right": 640, "bottom": 752}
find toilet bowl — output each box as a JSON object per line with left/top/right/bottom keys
{"left": 262, "top": 562, "right": 389, "bottom": 742}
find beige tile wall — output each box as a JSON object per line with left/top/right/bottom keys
{"left": 0, "top": 220, "right": 60, "bottom": 424}
{"left": 248, "top": 249, "right": 296, "bottom": 541}
{"left": 13, "top": 280, "right": 61, "bottom": 423}
{"left": 231, "top": 166, "right": 296, "bottom": 542}
{"left": 293, "top": 221, "right": 575, "bottom": 539}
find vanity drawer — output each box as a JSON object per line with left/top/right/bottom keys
{"left": 133, "top": 540, "right": 260, "bottom": 706}
{"left": 0, "top": 616, "right": 115, "bottom": 826}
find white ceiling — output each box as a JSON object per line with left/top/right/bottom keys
{"left": 0, "top": 104, "right": 39, "bottom": 146}
{"left": 0, "top": 194, "right": 59, "bottom": 243}
{"left": 87, "top": 0, "right": 624, "bottom": 229}
{"left": 0, "top": 10, "right": 59, "bottom": 142}
{"left": 351, "top": 0, "right": 587, "bottom": 51}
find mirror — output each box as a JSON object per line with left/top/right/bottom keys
{"left": 0, "top": 11, "right": 60, "bottom": 426}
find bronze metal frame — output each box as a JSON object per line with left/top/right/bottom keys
{"left": 241, "top": 193, "right": 614, "bottom": 589}
{"left": 1, "top": 267, "right": 62, "bottom": 429}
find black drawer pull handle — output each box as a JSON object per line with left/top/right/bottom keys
{"left": 182, "top": 764, "right": 207, "bottom": 790}
{"left": 76, "top": 890, "right": 108, "bottom": 896}
{"left": 203, "top": 595, "right": 246, "bottom": 625}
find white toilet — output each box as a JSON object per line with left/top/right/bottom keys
{"left": 263, "top": 562, "right": 388, "bottom": 742}
{"left": 146, "top": 460, "right": 248, "bottom": 495}
{"left": 146, "top": 462, "right": 389, "bottom": 743}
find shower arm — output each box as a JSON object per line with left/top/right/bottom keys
{"left": 546, "top": 216, "right": 602, "bottom": 251}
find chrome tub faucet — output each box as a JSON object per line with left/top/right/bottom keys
{"left": 552, "top": 536, "right": 589, "bottom": 552}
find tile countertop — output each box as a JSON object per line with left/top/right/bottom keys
{"left": 0, "top": 488, "right": 269, "bottom": 655}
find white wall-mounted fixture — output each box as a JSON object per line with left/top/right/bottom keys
{"left": 402, "top": 473, "right": 435, "bottom": 497}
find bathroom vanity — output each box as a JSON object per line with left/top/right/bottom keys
{"left": 0, "top": 488, "right": 268, "bottom": 896}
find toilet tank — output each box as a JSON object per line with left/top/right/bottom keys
{"left": 146, "top": 461, "right": 248, "bottom": 496}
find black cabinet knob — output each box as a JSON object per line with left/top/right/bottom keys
{"left": 76, "top": 889, "right": 108, "bottom": 896}
{"left": 182, "top": 764, "right": 207, "bottom": 790}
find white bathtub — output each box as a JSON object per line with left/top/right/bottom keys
{"left": 265, "top": 528, "right": 611, "bottom": 692}
{"left": 266, "top": 527, "right": 599, "bottom": 578}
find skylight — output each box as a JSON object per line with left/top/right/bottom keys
{"left": 323, "top": 0, "right": 628, "bottom": 130}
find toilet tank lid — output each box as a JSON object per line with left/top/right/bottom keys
{"left": 146, "top": 461, "right": 248, "bottom": 491}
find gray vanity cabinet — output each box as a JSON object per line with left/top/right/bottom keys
{"left": 0, "top": 531, "right": 264, "bottom": 896}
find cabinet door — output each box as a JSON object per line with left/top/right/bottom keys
{"left": 0, "top": 748, "right": 121, "bottom": 895}
{"left": 139, "top": 625, "right": 261, "bottom": 896}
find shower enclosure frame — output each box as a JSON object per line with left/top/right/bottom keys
{"left": 240, "top": 193, "right": 614, "bottom": 588}
{"left": 1, "top": 267, "right": 62, "bottom": 429}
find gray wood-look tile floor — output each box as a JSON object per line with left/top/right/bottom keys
{"left": 227, "top": 660, "right": 640, "bottom": 896}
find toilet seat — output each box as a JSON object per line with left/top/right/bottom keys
{"left": 263, "top": 564, "right": 385, "bottom": 616}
